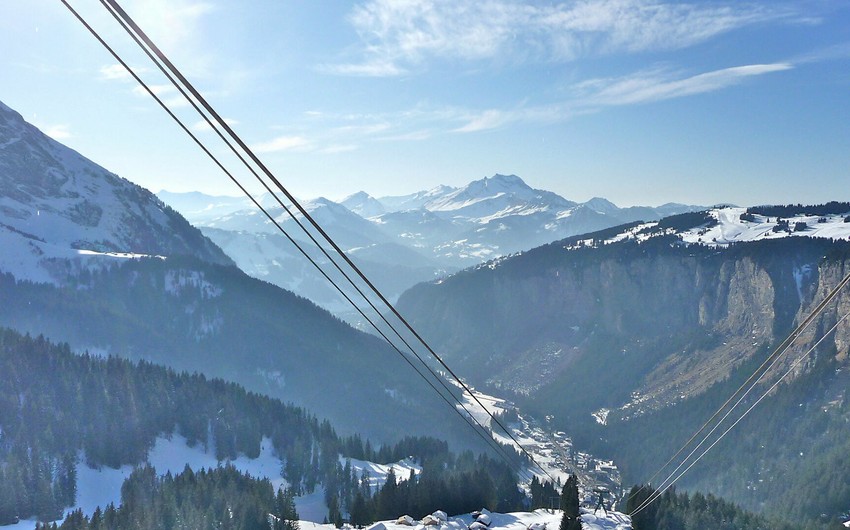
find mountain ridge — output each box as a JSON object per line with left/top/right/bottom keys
{"left": 0, "top": 99, "right": 233, "bottom": 285}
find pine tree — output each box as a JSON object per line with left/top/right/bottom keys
{"left": 377, "top": 467, "right": 398, "bottom": 520}
{"left": 350, "top": 491, "right": 371, "bottom": 528}
{"left": 274, "top": 487, "right": 299, "bottom": 530}
{"left": 0, "top": 467, "right": 18, "bottom": 525}
{"left": 326, "top": 494, "right": 343, "bottom": 528}
{"left": 559, "top": 476, "right": 580, "bottom": 530}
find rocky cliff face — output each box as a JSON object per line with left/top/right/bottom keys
{"left": 397, "top": 237, "right": 850, "bottom": 414}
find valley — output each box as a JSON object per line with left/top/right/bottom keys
{"left": 455, "top": 386, "right": 624, "bottom": 509}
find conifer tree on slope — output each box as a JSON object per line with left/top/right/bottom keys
{"left": 559, "top": 475, "right": 581, "bottom": 530}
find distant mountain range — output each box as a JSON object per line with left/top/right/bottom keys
{"left": 159, "top": 174, "right": 704, "bottom": 319}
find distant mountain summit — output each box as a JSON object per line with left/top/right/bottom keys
{"left": 418, "top": 173, "right": 577, "bottom": 217}
{"left": 0, "top": 100, "right": 231, "bottom": 283}
{"left": 341, "top": 191, "right": 386, "bottom": 218}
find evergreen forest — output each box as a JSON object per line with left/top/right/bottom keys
{"left": 0, "top": 328, "right": 523, "bottom": 525}
{"left": 40, "top": 464, "right": 299, "bottom": 530}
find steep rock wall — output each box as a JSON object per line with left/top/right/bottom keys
{"left": 397, "top": 239, "right": 849, "bottom": 413}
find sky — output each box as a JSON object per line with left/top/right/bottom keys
{"left": 1, "top": 0, "right": 848, "bottom": 207}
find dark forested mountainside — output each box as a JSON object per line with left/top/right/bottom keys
{"left": 0, "top": 328, "right": 524, "bottom": 525}
{"left": 399, "top": 235, "right": 850, "bottom": 412}
{"left": 0, "top": 254, "right": 480, "bottom": 449}
{"left": 746, "top": 202, "right": 850, "bottom": 218}
{"left": 0, "top": 98, "right": 484, "bottom": 451}
{"left": 396, "top": 234, "right": 850, "bottom": 527}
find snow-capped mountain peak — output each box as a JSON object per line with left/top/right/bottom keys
{"left": 341, "top": 191, "right": 386, "bottom": 218}
{"left": 423, "top": 174, "right": 576, "bottom": 217}
{"left": 376, "top": 184, "right": 458, "bottom": 212}
{"left": 583, "top": 197, "right": 620, "bottom": 216}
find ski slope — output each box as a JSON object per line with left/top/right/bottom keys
{"left": 680, "top": 207, "right": 850, "bottom": 245}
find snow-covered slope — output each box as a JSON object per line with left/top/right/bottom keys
{"left": 0, "top": 99, "right": 231, "bottom": 284}
{"left": 680, "top": 206, "right": 850, "bottom": 244}
{"left": 568, "top": 205, "right": 850, "bottom": 249}
{"left": 5, "top": 434, "right": 426, "bottom": 530}
{"left": 376, "top": 184, "right": 457, "bottom": 212}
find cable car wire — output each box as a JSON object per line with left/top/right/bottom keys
{"left": 62, "top": 0, "right": 524, "bottom": 479}
{"left": 62, "top": 0, "right": 549, "bottom": 483}
{"left": 97, "top": 0, "right": 558, "bottom": 484}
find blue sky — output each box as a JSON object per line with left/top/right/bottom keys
{"left": 1, "top": 0, "right": 848, "bottom": 206}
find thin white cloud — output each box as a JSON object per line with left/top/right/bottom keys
{"left": 451, "top": 62, "right": 792, "bottom": 131}
{"left": 291, "top": 60, "right": 792, "bottom": 145}
{"left": 319, "top": 60, "right": 407, "bottom": 77}
{"left": 251, "top": 136, "right": 310, "bottom": 153}
{"left": 578, "top": 63, "right": 793, "bottom": 106}
{"left": 377, "top": 130, "right": 434, "bottom": 141}
{"left": 326, "top": 0, "right": 798, "bottom": 76}
{"left": 320, "top": 144, "right": 358, "bottom": 154}
{"left": 332, "top": 123, "right": 392, "bottom": 135}
{"left": 789, "top": 42, "right": 850, "bottom": 65}
{"left": 453, "top": 109, "right": 511, "bottom": 133}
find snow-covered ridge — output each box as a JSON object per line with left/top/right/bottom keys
{"left": 679, "top": 207, "right": 850, "bottom": 245}
{"left": 559, "top": 206, "right": 850, "bottom": 251}
{"left": 0, "top": 99, "right": 231, "bottom": 285}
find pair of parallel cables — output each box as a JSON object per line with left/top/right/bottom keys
{"left": 61, "top": 0, "right": 558, "bottom": 485}
{"left": 629, "top": 268, "right": 850, "bottom": 516}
